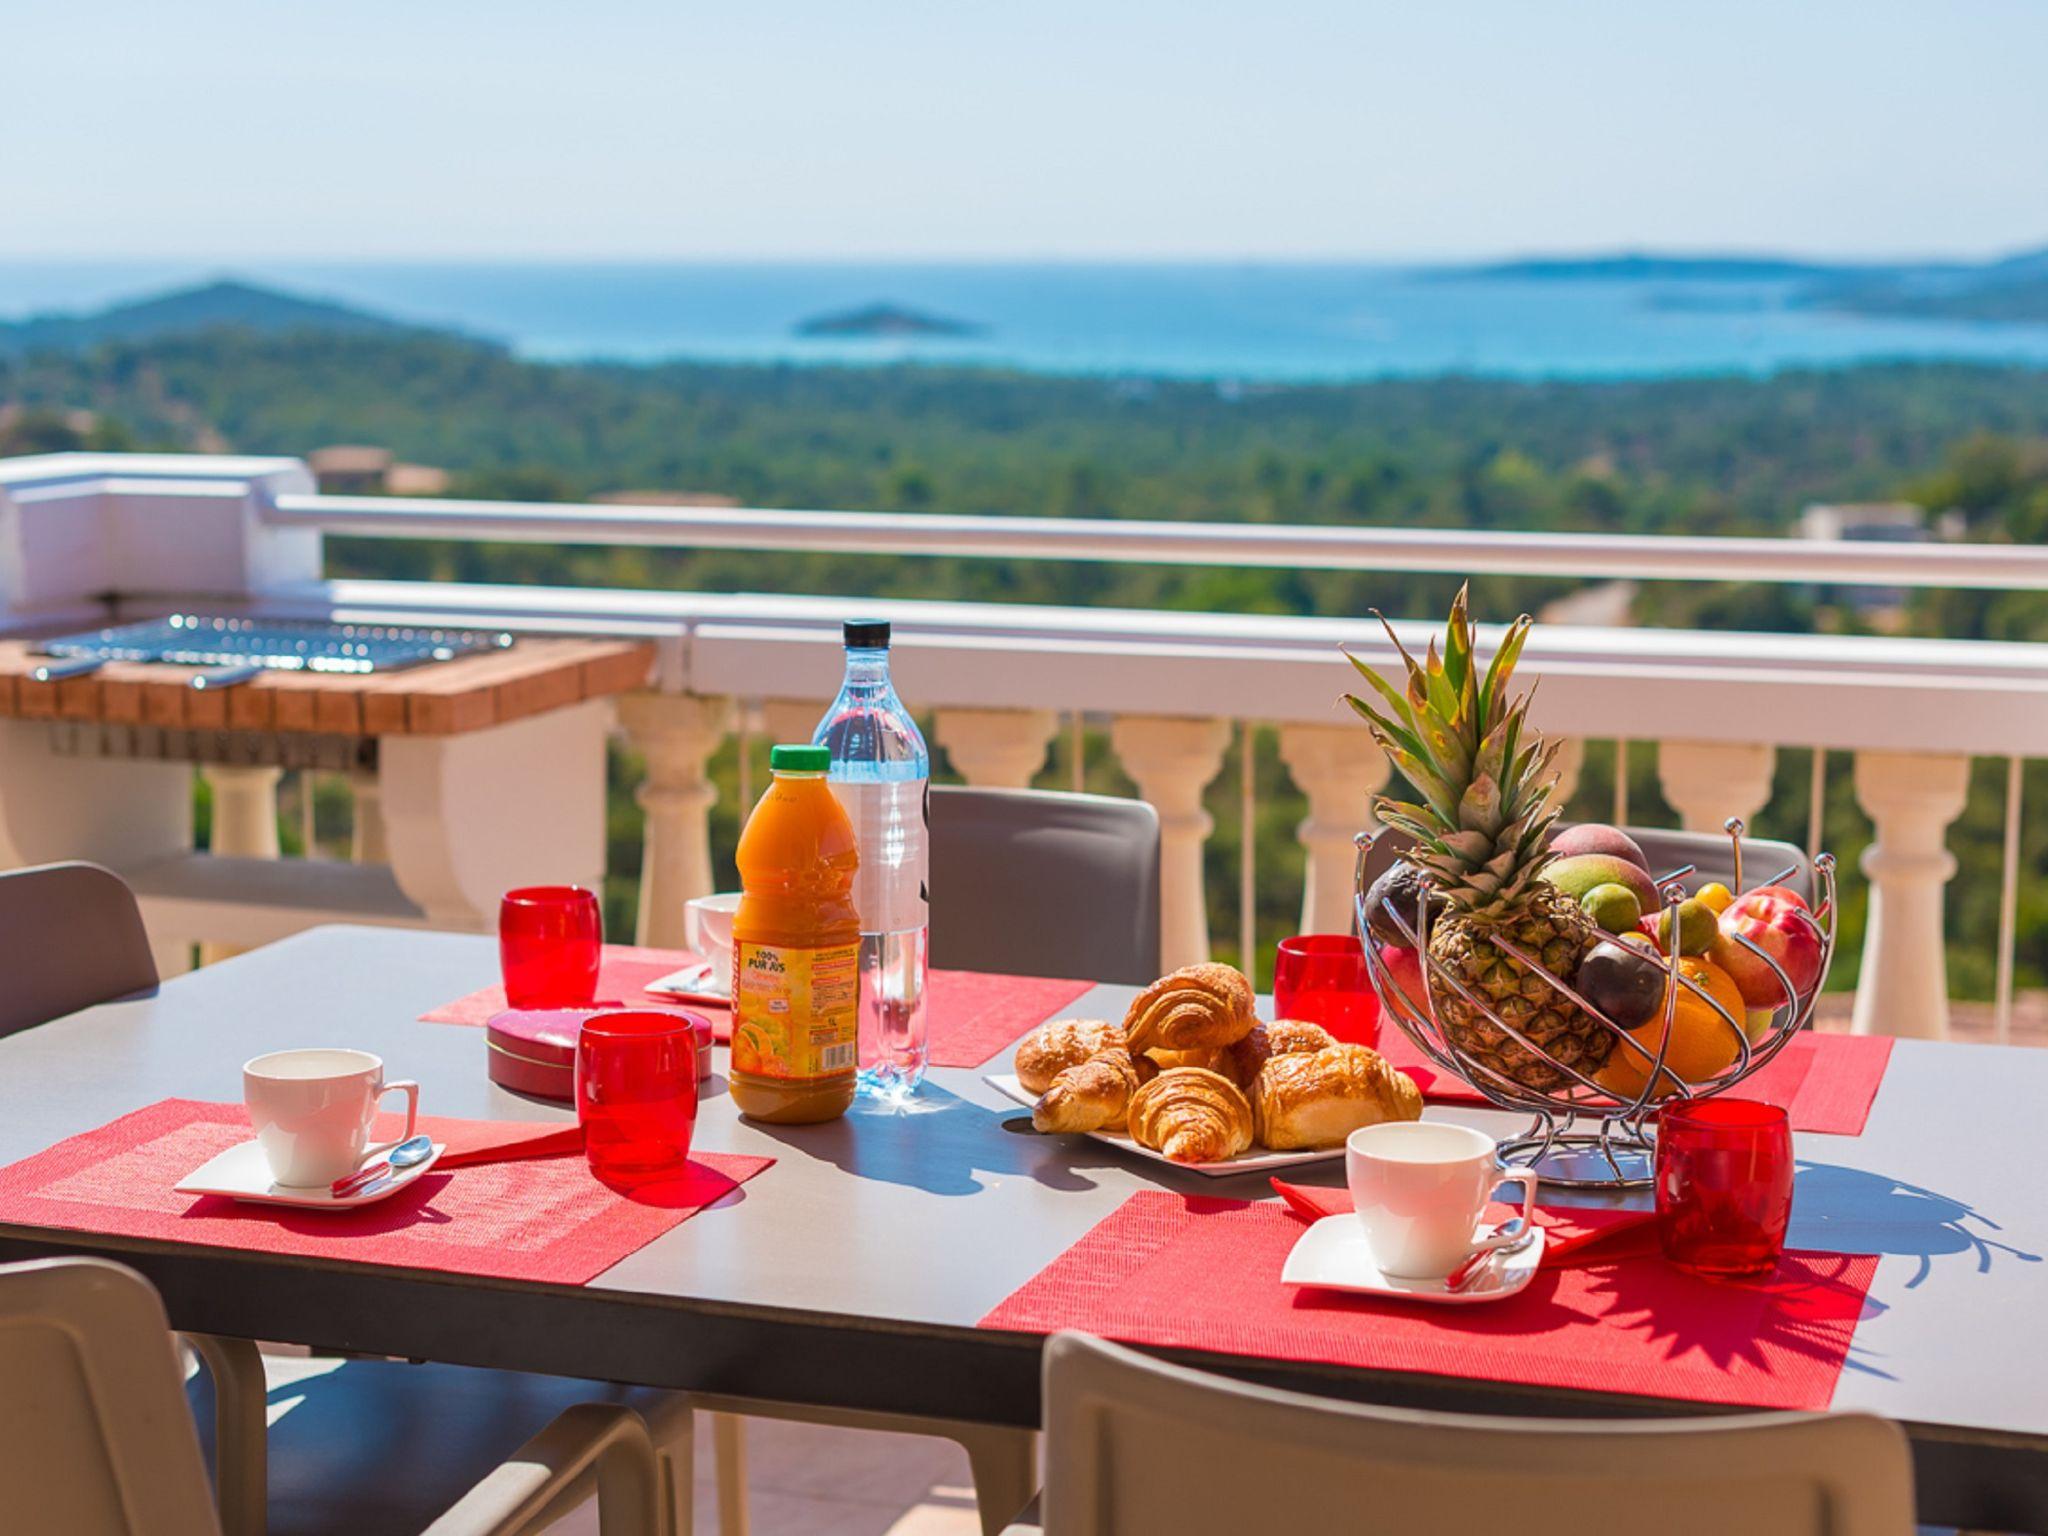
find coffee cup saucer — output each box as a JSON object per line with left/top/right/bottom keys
{"left": 175, "top": 1139, "right": 445, "bottom": 1211}
{"left": 1280, "top": 1215, "right": 1545, "bottom": 1304}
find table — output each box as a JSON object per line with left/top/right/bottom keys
{"left": 0, "top": 927, "right": 2042, "bottom": 1532}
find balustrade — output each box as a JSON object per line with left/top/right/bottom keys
{"left": 5, "top": 451, "right": 2047, "bottom": 1038}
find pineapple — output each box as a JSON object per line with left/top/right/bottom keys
{"left": 1345, "top": 587, "right": 1612, "bottom": 1093}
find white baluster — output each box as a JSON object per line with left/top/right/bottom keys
{"left": 1549, "top": 737, "right": 1586, "bottom": 810}
{"left": 1111, "top": 715, "right": 1231, "bottom": 971}
{"left": 934, "top": 707, "right": 1058, "bottom": 788}
{"left": 1656, "top": 740, "right": 1777, "bottom": 833}
{"left": 1277, "top": 723, "right": 1387, "bottom": 937}
{"left": 617, "top": 693, "right": 734, "bottom": 948}
{"left": 760, "top": 699, "right": 828, "bottom": 752}
{"left": 199, "top": 764, "right": 282, "bottom": 963}
{"left": 349, "top": 772, "right": 388, "bottom": 864}
{"left": 1852, "top": 750, "right": 1970, "bottom": 1040}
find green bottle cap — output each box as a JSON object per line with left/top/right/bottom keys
{"left": 770, "top": 744, "right": 831, "bottom": 773}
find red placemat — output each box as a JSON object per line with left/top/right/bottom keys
{"left": 1378, "top": 1029, "right": 1893, "bottom": 1137}
{"left": 981, "top": 1191, "right": 1876, "bottom": 1412}
{"left": 917, "top": 969, "right": 1099, "bottom": 1068}
{"left": 0, "top": 1100, "right": 770, "bottom": 1287}
{"left": 421, "top": 944, "right": 709, "bottom": 1026}
{"left": 422, "top": 957, "right": 1094, "bottom": 1070}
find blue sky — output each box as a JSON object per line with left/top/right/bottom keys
{"left": 7, "top": 0, "right": 2045, "bottom": 261}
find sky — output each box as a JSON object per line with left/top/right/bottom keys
{"left": 6, "top": 0, "right": 2046, "bottom": 263}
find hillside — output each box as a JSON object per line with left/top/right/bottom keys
{"left": 0, "top": 279, "right": 453, "bottom": 356}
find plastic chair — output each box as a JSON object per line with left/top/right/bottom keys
{"left": 1361, "top": 824, "right": 1816, "bottom": 912}
{"left": 1022, "top": 1332, "right": 1914, "bottom": 1536}
{"left": 0, "top": 860, "right": 159, "bottom": 1037}
{"left": 0, "top": 1256, "right": 670, "bottom": 1536}
{"left": 930, "top": 787, "right": 1161, "bottom": 985}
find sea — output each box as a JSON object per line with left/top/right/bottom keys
{"left": 7, "top": 260, "right": 2048, "bottom": 381}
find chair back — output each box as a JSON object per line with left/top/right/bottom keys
{"left": 1624, "top": 826, "right": 1816, "bottom": 906}
{"left": 930, "top": 788, "right": 1160, "bottom": 985}
{"left": 1040, "top": 1332, "right": 1913, "bottom": 1536}
{"left": 0, "top": 1258, "right": 221, "bottom": 1536}
{"left": 1361, "top": 825, "right": 1816, "bottom": 910}
{"left": 0, "top": 861, "right": 159, "bottom": 1037}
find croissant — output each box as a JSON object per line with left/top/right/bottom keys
{"left": 1229, "top": 1018, "right": 1336, "bottom": 1085}
{"left": 1016, "top": 1019, "right": 1127, "bottom": 1095}
{"left": 1033, "top": 1048, "right": 1146, "bottom": 1134}
{"left": 1128, "top": 1067, "right": 1254, "bottom": 1164}
{"left": 1252, "top": 1044, "right": 1423, "bottom": 1150}
{"left": 1145, "top": 1044, "right": 1241, "bottom": 1083}
{"left": 1122, "top": 964, "right": 1256, "bottom": 1055}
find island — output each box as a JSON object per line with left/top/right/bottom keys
{"left": 794, "top": 303, "right": 982, "bottom": 339}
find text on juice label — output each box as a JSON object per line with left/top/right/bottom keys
{"left": 732, "top": 940, "right": 859, "bottom": 1080}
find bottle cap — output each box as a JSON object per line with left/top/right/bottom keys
{"left": 769, "top": 744, "right": 830, "bottom": 773}
{"left": 843, "top": 619, "right": 891, "bottom": 650}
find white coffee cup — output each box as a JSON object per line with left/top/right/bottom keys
{"left": 1345, "top": 1120, "right": 1538, "bottom": 1279}
{"left": 684, "top": 892, "right": 743, "bottom": 993}
{"left": 243, "top": 1049, "right": 420, "bottom": 1188}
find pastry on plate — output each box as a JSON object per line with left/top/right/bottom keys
{"left": 1127, "top": 1067, "right": 1255, "bottom": 1164}
{"left": 1252, "top": 1044, "right": 1423, "bottom": 1150}
{"left": 1032, "top": 1048, "right": 1146, "bottom": 1134}
{"left": 1016, "top": 1018, "right": 1126, "bottom": 1095}
{"left": 1229, "top": 1018, "right": 1335, "bottom": 1085}
{"left": 1144, "top": 1044, "right": 1240, "bottom": 1082}
{"left": 1122, "top": 964, "right": 1256, "bottom": 1055}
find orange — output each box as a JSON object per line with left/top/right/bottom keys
{"left": 1594, "top": 956, "right": 1744, "bottom": 1101}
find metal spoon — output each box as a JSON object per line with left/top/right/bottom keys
{"left": 1446, "top": 1218, "right": 1536, "bottom": 1292}
{"left": 330, "top": 1135, "right": 434, "bottom": 1198}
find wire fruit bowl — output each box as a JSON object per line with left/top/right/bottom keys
{"left": 1355, "top": 819, "right": 1839, "bottom": 1189}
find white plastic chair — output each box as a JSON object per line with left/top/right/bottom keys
{"left": 0, "top": 1256, "right": 670, "bottom": 1536}
{"left": 1019, "top": 1331, "right": 1914, "bottom": 1536}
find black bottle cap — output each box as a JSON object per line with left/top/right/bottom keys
{"left": 843, "top": 619, "right": 891, "bottom": 650}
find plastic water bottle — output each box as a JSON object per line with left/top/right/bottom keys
{"left": 813, "top": 619, "right": 930, "bottom": 1100}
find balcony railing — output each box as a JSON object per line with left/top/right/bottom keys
{"left": 4, "top": 451, "right": 2045, "bottom": 1042}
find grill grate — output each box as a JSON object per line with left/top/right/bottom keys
{"left": 37, "top": 616, "right": 514, "bottom": 675}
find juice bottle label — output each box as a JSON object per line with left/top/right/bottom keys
{"left": 732, "top": 940, "right": 859, "bottom": 1081}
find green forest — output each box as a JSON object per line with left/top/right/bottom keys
{"left": 7, "top": 327, "right": 2048, "bottom": 993}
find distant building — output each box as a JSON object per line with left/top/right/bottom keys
{"left": 309, "top": 445, "right": 448, "bottom": 497}
{"left": 1798, "top": 501, "right": 1965, "bottom": 627}
{"left": 590, "top": 489, "right": 741, "bottom": 508}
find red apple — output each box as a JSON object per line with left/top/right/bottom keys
{"left": 1738, "top": 883, "right": 1810, "bottom": 914}
{"left": 1378, "top": 944, "right": 1429, "bottom": 1019}
{"left": 1710, "top": 893, "right": 1824, "bottom": 1009}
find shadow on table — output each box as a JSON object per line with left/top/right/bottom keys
{"left": 745, "top": 1081, "right": 1174, "bottom": 1196}
{"left": 1791, "top": 1159, "right": 2042, "bottom": 1290}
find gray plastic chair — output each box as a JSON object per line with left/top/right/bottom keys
{"left": 1022, "top": 1332, "right": 1913, "bottom": 1536}
{"left": 930, "top": 787, "right": 1161, "bottom": 984}
{"left": 1361, "top": 824, "right": 1816, "bottom": 911}
{"left": 0, "top": 860, "right": 159, "bottom": 1036}
{"left": 0, "top": 1256, "right": 669, "bottom": 1536}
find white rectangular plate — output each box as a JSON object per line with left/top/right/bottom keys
{"left": 985, "top": 1074, "right": 1342, "bottom": 1177}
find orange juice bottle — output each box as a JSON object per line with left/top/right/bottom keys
{"left": 729, "top": 744, "right": 862, "bottom": 1123}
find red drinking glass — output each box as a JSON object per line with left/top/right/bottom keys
{"left": 1273, "top": 934, "right": 1381, "bottom": 1047}
{"left": 576, "top": 1009, "right": 700, "bottom": 1180}
{"left": 499, "top": 885, "right": 601, "bottom": 1009}
{"left": 1656, "top": 1096, "right": 1793, "bottom": 1279}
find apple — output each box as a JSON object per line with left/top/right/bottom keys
{"left": 1710, "top": 892, "right": 1824, "bottom": 1009}
{"left": 1738, "top": 883, "right": 1810, "bottom": 914}
{"left": 1378, "top": 944, "right": 1429, "bottom": 1019}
